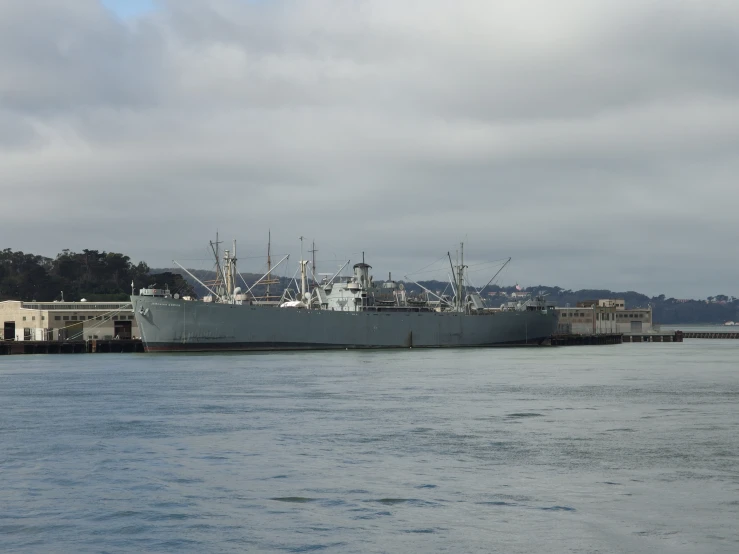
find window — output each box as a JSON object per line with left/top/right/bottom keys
{"left": 32, "top": 316, "right": 36, "bottom": 321}
{"left": 55, "top": 316, "right": 61, "bottom": 321}
{"left": 63, "top": 316, "right": 69, "bottom": 321}
{"left": 22, "top": 316, "right": 26, "bottom": 321}
{"left": 71, "top": 316, "right": 77, "bottom": 321}
{"left": 41, "top": 316, "right": 45, "bottom": 321}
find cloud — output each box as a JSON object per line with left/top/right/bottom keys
{"left": 1, "top": 0, "right": 738, "bottom": 296}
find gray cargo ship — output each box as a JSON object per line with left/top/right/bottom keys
{"left": 132, "top": 241, "right": 558, "bottom": 352}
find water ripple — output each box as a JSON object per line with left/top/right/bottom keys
{"left": 1, "top": 345, "right": 738, "bottom": 552}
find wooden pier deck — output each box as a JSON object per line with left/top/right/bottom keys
{"left": 0, "top": 339, "right": 144, "bottom": 355}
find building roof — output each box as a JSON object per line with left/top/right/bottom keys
{"left": 1, "top": 300, "right": 131, "bottom": 311}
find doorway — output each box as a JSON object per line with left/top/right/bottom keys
{"left": 3, "top": 321, "right": 15, "bottom": 341}
{"left": 114, "top": 321, "right": 132, "bottom": 340}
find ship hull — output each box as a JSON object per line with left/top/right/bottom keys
{"left": 132, "top": 296, "right": 558, "bottom": 352}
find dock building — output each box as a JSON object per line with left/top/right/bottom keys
{"left": 0, "top": 300, "right": 137, "bottom": 342}
{"left": 556, "top": 299, "right": 652, "bottom": 335}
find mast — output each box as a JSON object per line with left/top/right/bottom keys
{"left": 299, "top": 236, "right": 307, "bottom": 302}
{"left": 209, "top": 232, "right": 224, "bottom": 297}
{"left": 224, "top": 247, "right": 232, "bottom": 301}
{"left": 244, "top": 254, "right": 290, "bottom": 298}
{"left": 219, "top": 239, "right": 238, "bottom": 302}
{"left": 232, "top": 239, "right": 237, "bottom": 298}
{"left": 447, "top": 252, "right": 457, "bottom": 292}
{"left": 457, "top": 242, "right": 465, "bottom": 311}
{"left": 256, "top": 230, "right": 281, "bottom": 303}
{"left": 309, "top": 240, "right": 318, "bottom": 287}
{"left": 266, "top": 230, "right": 272, "bottom": 299}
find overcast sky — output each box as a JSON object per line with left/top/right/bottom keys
{"left": 2, "top": 0, "right": 738, "bottom": 297}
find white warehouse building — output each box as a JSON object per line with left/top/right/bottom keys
{"left": 556, "top": 299, "right": 653, "bottom": 335}
{"left": 0, "top": 300, "right": 137, "bottom": 342}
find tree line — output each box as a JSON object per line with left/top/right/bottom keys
{"left": 0, "top": 249, "right": 195, "bottom": 302}
{"left": 2, "top": 249, "right": 736, "bottom": 323}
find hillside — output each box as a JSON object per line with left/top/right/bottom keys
{"left": 1, "top": 249, "right": 735, "bottom": 324}
{"left": 151, "top": 269, "right": 739, "bottom": 325}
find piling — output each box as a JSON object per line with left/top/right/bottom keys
{"left": 0, "top": 339, "right": 144, "bottom": 355}
{"left": 549, "top": 333, "right": 623, "bottom": 346}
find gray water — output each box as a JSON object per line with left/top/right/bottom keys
{"left": 1, "top": 341, "right": 738, "bottom": 553}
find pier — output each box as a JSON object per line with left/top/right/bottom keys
{"left": 549, "top": 331, "right": 686, "bottom": 345}
{"left": 548, "top": 333, "right": 623, "bottom": 346}
{"left": 0, "top": 339, "right": 144, "bottom": 355}
{"left": 5, "top": 330, "right": 729, "bottom": 354}
{"left": 622, "top": 332, "right": 683, "bottom": 343}
{"left": 680, "top": 331, "right": 739, "bottom": 339}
